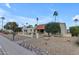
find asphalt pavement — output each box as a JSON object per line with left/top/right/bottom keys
{"left": 0, "top": 35, "right": 36, "bottom": 55}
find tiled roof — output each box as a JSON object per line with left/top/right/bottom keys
{"left": 36, "top": 25, "right": 45, "bottom": 30}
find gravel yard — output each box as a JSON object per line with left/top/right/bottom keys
{"left": 1, "top": 33, "right": 79, "bottom": 55}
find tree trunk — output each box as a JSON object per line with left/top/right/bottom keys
{"left": 13, "top": 31, "right": 15, "bottom": 40}
{"left": 55, "top": 16, "right": 56, "bottom": 22}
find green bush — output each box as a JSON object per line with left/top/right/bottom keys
{"left": 4, "top": 22, "right": 18, "bottom": 32}
{"left": 69, "top": 26, "right": 79, "bottom": 36}
{"left": 45, "top": 22, "right": 61, "bottom": 35}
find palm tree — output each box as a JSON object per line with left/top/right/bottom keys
{"left": 26, "top": 22, "right": 28, "bottom": 25}
{"left": 36, "top": 17, "right": 39, "bottom": 39}
{"left": 53, "top": 11, "right": 58, "bottom": 22}
{"left": 36, "top": 17, "right": 39, "bottom": 25}
{"left": 26, "top": 22, "right": 28, "bottom": 27}
{"left": 0, "top": 17, "right": 5, "bottom": 31}
{"left": 74, "top": 18, "right": 79, "bottom": 26}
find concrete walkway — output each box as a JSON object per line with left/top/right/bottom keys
{"left": 0, "top": 35, "right": 36, "bottom": 55}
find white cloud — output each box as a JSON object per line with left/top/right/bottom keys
{"left": 5, "top": 3, "right": 11, "bottom": 8}
{"left": 73, "top": 15, "right": 79, "bottom": 21}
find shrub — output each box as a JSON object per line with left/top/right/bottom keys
{"left": 69, "top": 26, "right": 79, "bottom": 36}
{"left": 45, "top": 22, "right": 61, "bottom": 36}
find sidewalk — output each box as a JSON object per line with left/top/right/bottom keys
{"left": 0, "top": 35, "right": 36, "bottom": 55}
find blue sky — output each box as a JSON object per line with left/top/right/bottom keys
{"left": 0, "top": 3, "right": 79, "bottom": 29}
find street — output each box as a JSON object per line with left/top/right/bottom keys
{"left": 0, "top": 35, "right": 36, "bottom": 55}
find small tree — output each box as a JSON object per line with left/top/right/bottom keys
{"left": 15, "top": 27, "right": 22, "bottom": 32}
{"left": 45, "top": 22, "right": 61, "bottom": 36}
{"left": 4, "top": 22, "right": 18, "bottom": 40}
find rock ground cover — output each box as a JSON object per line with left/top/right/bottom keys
{"left": 1, "top": 33, "right": 79, "bottom": 55}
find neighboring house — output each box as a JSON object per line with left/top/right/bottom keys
{"left": 26, "top": 28, "right": 34, "bottom": 34}
{"left": 22, "top": 24, "right": 46, "bottom": 34}
{"left": 22, "top": 23, "right": 71, "bottom": 37}
{"left": 22, "top": 25, "right": 34, "bottom": 35}
{"left": 35, "top": 25, "right": 45, "bottom": 33}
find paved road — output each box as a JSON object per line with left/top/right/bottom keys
{"left": 0, "top": 46, "right": 4, "bottom": 55}
{"left": 0, "top": 35, "right": 36, "bottom": 55}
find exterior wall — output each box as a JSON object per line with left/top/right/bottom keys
{"left": 26, "top": 28, "right": 34, "bottom": 34}
{"left": 22, "top": 25, "right": 34, "bottom": 35}
{"left": 59, "top": 23, "right": 67, "bottom": 36}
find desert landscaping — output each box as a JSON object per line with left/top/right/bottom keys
{"left": 0, "top": 3, "right": 79, "bottom": 55}
{"left": 1, "top": 32, "right": 79, "bottom": 55}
